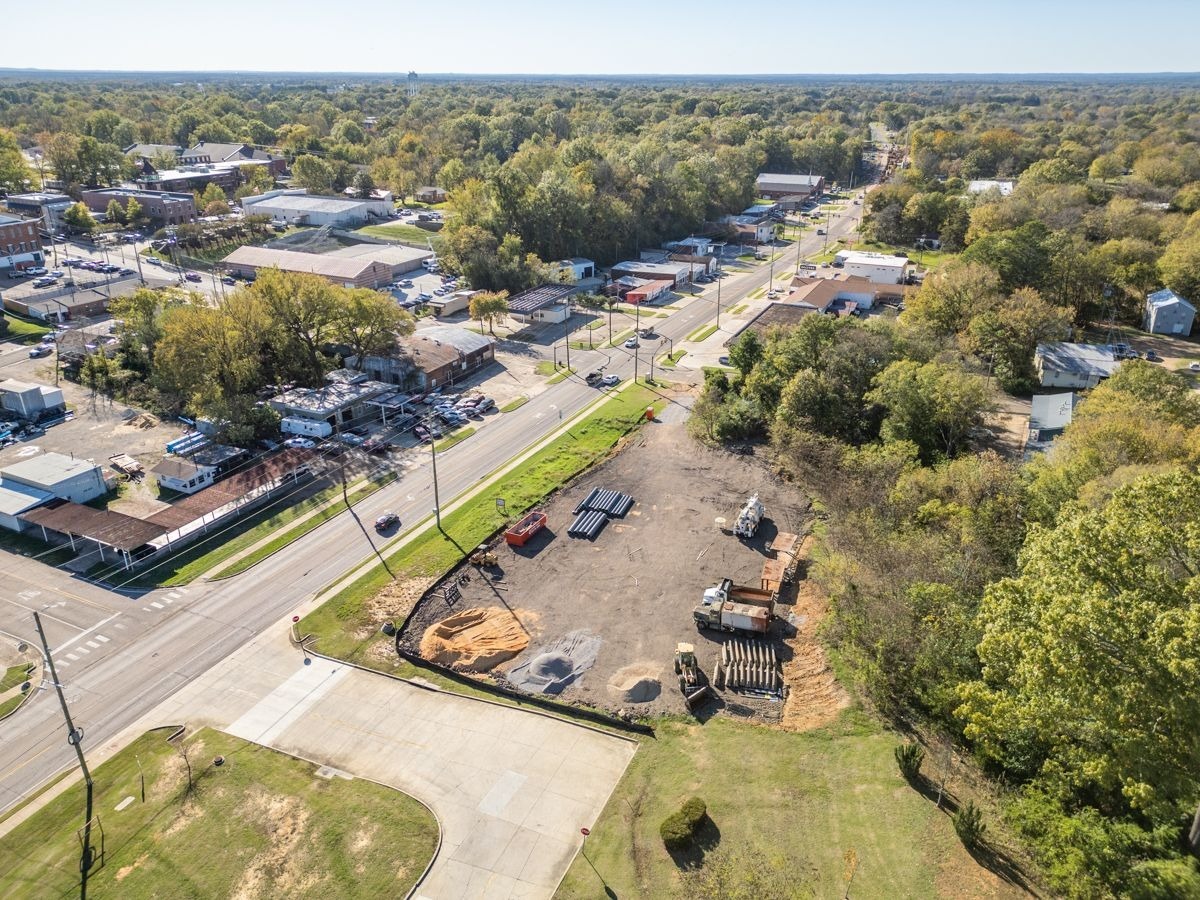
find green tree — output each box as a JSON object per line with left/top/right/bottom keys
{"left": 198, "top": 182, "right": 227, "bottom": 209}
{"left": 957, "top": 469, "right": 1200, "bottom": 823}
{"left": 337, "top": 288, "right": 414, "bottom": 366}
{"left": 237, "top": 164, "right": 274, "bottom": 198}
{"left": 291, "top": 154, "right": 334, "bottom": 194}
{"left": 351, "top": 169, "right": 375, "bottom": 199}
{"left": 248, "top": 268, "right": 341, "bottom": 385}
{"left": 63, "top": 202, "right": 97, "bottom": 234}
{"left": 104, "top": 199, "right": 126, "bottom": 228}
{"left": 0, "top": 128, "right": 32, "bottom": 194}
{"left": 866, "top": 360, "right": 991, "bottom": 461}
{"left": 728, "top": 329, "right": 764, "bottom": 377}
{"left": 124, "top": 198, "right": 146, "bottom": 229}
{"left": 467, "top": 290, "right": 510, "bottom": 335}
{"left": 965, "top": 288, "right": 1073, "bottom": 393}
{"left": 960, "top": 221, "right": 1053, "bottom": 293}
{"left": 903, "top": 262, "right": 1004, "bottom": 336}
{"left": 1159, "top": 232, "right": 1200, "bottom": 302}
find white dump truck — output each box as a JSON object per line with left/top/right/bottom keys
{"left": 692, "top": 578, "right": 776, "bottom": 635}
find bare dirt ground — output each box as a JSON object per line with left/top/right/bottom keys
{"left": 400, "top": 419, "right": 823, "bottom": 719}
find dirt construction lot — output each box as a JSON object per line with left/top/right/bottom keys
{"left": 400, "top": 419, "right": 847, "bottom": 721}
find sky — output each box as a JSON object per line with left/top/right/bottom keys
{"left": 6, "top": 0, "right": 1200, "bottom": 75}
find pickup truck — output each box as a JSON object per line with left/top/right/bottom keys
{"left": 692, "top": 578, "right": 776, "bottom": 634}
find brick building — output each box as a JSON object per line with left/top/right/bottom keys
{"left": 0, "top": 214, "right": 45, "bottom": 273}
{"left": 80, "top": 188, "right": 197, "bottom": 228}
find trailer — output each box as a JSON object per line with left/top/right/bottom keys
{"left": 109, "top": 453, "right": 144, "bottom": 479}
{"left": 692, "top": 578, "right": 776, "bottom": 635}
{"left": 504, "top": 510, "right": 547, "bottom": 547}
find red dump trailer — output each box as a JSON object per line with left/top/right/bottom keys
{"left": 504, "top": 510, "right": 547, "bottom": 547}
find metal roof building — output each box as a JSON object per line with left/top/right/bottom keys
{"left": 222, "top": 246, "right": 393, "bottom": 288}
{"left": 1144, "top": 288, "right": 1195, "bottom": 336}
{"left": 240, "top": 189, "right": 391, "bottom": 227}
{"left": 0, "top": 452, "right": 109, "bottom": 505}
{"left": 1035, "top": 342, "right": 1119, "bottom": 390}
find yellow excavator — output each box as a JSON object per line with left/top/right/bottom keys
{"left": 674, "top": 642, "right": 710, "bottom": 712}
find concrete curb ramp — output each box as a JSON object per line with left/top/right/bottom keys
{"left": 222, "top": 657, "right": 637, "bottom": 898}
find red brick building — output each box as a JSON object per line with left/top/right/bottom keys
{"left": 0, "top": 214, "right": 45, "bottom": 274}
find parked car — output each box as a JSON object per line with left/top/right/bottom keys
{"left": 1145, "top": 350, "right": 1161, "bottom": 362}
{"left": 398, "top": 279, "right": 413, "bottom": 287}
{"left": 1189, "top": 362, "right": 1200, "bottom": 373}
{"left": 418, "top": 292, "right": 433, "bottom": 301}
{"left": 119, "top": 268, "right": 136, "bottom": 276}
{"left": 338, "top": 433, "right": 365, "bottom": 446}
{"left": 29, "top": 345, "right": 54, "bottom": 358}
{"left": 601, "top": 374, "right": 620, "bottom": 387}
{"left": 49, "top": 270, "right": 63, "bottom": 278}
{"left": 283, "top": 437, "right": 315, "bottom": 449}
{"left": 474, "top": 397, "right": 495, "bottom": 412}
{"left": 221, "top": 275, "right": 235, "bottom": 285}
{"left": 718, "top": 355, "right": 731, "bottom": 365}
{"left": 184, "top": 272, "right": 202, "bottom": 282}
{"left": 374, "top": 512, "right": 400, "bottom": 532}
{"left": 362, "top": 438, "right": 389, "bottom": 454}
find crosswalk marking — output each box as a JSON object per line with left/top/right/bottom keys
{"left": 86, "top": 640, "right": 100, "bottom": 649}
{"left": 65, "top": 653, "right": 78, "bottom": 661}
{"left": 95, "top": 634, "right": 110, "bottom": 643}
{"left": 74, "top": 646, "right": 89, "bottom": 655}
{"left": 150, "top": 601, "right": 163, "bottom": 609}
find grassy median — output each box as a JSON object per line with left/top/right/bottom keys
{"left": 0, "top": 727, "right": 437, "bottom": 900}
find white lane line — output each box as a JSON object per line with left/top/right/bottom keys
{"left": 94, "top": 634, "right": 110, "bottom": 643}
{"left": 57, "top": 660, "right": 70, "bottom": 667}
{"left": 113, "top": 623, "right": 126, "bottom": 630}
{"left": 142, "top": 608, "right": 152, "bottom": 613}
{"left": 164, "top": 598, "right": 174, "bottom": 605}
{"left": 150, "top": 602, "right": 164, "bottom": 609}
{"left": 167, "top": 593, "right": 181, "bottom": 600}
{"left": 49, "top": 611, "right": 123, "bottom": 656}
{"left": 65, "top": 653, "right": 78, "bottom": 661}
{"left": 74, "top": 646, "right": 89, "bottom": 655}
{"left": 86, "top": 640, "right": 100, "bottom": 649}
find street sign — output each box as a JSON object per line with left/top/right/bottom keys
{"left": 580, "top": 827, "right": 590, "bottom": 836}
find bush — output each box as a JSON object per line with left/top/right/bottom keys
{"left": 660, "top": 796, "right": 707, "bottom": 851}
{"left": 894, "top": 742, "right": 925, "bottom": 781}
{"left": 954, "top": 800, "right": 987, "bottom": 850}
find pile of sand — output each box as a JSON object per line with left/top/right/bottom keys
{"left": 606, "top": 662, "right": 661, "bottom": 703}
{"left": 508, "top": 630, "right": 602, "bottom": 695}
{"left": 419, "top": 607, "right": 534, "bottom": 672}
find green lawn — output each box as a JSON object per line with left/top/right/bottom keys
{"left": 607, "top": 328, "right": 635, "bottom": 348}
{"left": 301, "top": 384, "right": 666, "bottom": 667}
{"left": 686, "top": 324, "right": 718, "bottom": 343}
{"left": 355, "top": 223, "right": 442, "bottom": 247}
{"left": 728, "top": 303, "right": 748, "bottom": 315}
{"left": 658, "top": 349, "right": 687, "bottom": 369}
{"left": 557, "top": 711, "right": 995, "bottom": 899}
{"left": 125, "top": 475, "right": 381, "bottom": 588}
{"left": 210, "top": 473, "right": 397, "bottom": 580}
{"left": 0, "top": 727, "right": 437, "bottom": 900}
{"left": 534, "top": 361, "right": 556, "bottom": 376}
{"left": 0, "top": 664, "right": 33, "bottom": 693}
{"left": 547, "top": 367, "right": 575, "bottom": 384}
{"left": 500, "top": 396, "right": 529, "bottom": 413}
{"left": 2, "top": 314, "right": 50, "bottom": 345}
{"left": 434, "top": 426, "right": 475, "bottom": 452}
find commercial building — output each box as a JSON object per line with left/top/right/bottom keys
{"left": 788, "top": 273, "right": 881, "bottom": 312}
{"left": 0, "top": 213, "right": 45, "bottom": 273}
{"left": 667, "top": 236, "right": 715, "bottom": 257}
{"left": 267, "top": 375, "right": 391, "bottom": 429}
{"left": 151, "top": 457, "right": 217, "bottom": 495}
{"left": 427, "top": 290, "right": 477, "bottom": 318}
{"left": 222, "top": 246, "right": 393, "bottom": 288}
{"left": 323, "top": 243, "right": 433, "bottom": 279}
{"left": 415, "top": 186, "right": 448, "bottom": 204}
{"left": 80, "top": 188, "right": 196, "bottom": 227}
{"left": 551, "top": 258, "right": 597, "bottom": 282}
{"left": 506, "top": 283, "right": 576, "bottom": 324}
{"left": 135, "top": 160, "right": 275, "bottom": 195}
{"left": 240, "top": 189, "right": 391, "bottom": 227}
{"left": 1035, "top": 342, "right": 1119, "bottom": 390}
{"left": 3, "top": 192, "right": 74, "bottom": 234}
{"left": 613, "top": 276, "right": 672, "bottom": 305}
{"left": 833, "top": 250, "right": 909, "bottom": 284}
{"left": 3, "top": 291, "right": 109, "bottom": 322}
{"left": 0, "top": 379, "right": 65, "bottom": 420}
{"left": 755, "top": 173, "right": 826, "bottom": 204}
{"left": 180, "top": 142, "right": 285, "bottom": 175}
{"left": 352, "top": 326, "right": 497, "bottom": 391}
{"left": 1143, "top": 288, "right": 1195, "bottom": 336}
{"left": 610, "top": 259, "right": 691, "bottom": 288}
{"left": 0, "top": 452, "right": 109, "bottom": 505}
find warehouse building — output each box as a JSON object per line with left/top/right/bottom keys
{"left": 755, "top": 173, "right": 826, "bottom": 205}
{"left": 507, "top": 283, "right": 576, "bottom": 324}
{"left": 610, "top": 259, "right": 691, "bottom": 288}
{"left": 833, "top": 250, "right": 910, "bottom": 284}
{"left": 322, "top": 243, "right": 433, "bottom": 278}
{"left": 0, "top": 452, "right": 109, "bottom": 506}
{"left": 222, "top": 246, "right": 393, "bottom": 288}
{"left": 240, "top": 189, "right": 392, "bottom": 227}
{"left": 0, "top": 379, "right": 65, "bottom": 421}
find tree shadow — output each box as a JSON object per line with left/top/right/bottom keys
{"left": 667, "top": 816, "right": 722, "bottom": 870}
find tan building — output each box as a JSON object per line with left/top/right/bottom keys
{"left": 222, "top": 246, "right": 393, "bottom": 288}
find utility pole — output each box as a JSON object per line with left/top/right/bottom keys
{"left": 563, "top": 315, "right": 571, "bottom": 373}
{"left": 716, "top": 272, "right": 722, "bottom": 329}
{"left": 34, "top": 611, "right": 96, "bottom": 895}
{"left": 430, "top": 429, "right": 442, "bottom": 530}
{"left": 633, "top": 302, "right": 641, "bottom": 383}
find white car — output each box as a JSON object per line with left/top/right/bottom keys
{"left": 624, "top": 338, "right": 639, "bottom": 349}
{"left": 601, "top": 374, "right": 620, "bottom": 387}
{"left": 1190, "top": 362, "right": 1200, "bottom": 373}
{"left": 282, "top": 437, "right": 316, "bottom": 449}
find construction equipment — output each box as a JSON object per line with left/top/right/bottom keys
{"left": 469, "top": 544, "right": 498, "bottom": 567}
{"left": 732, "top": 494, "right": 764, "bottom": 538}
{"left": 673, "top": 642, "right": 711, "bottom": 712}
{"left": 504, "top": 510, "right": 547, "bottom": 547}
{"left": 692, "top": 578, "right": 776, "bottom": 635}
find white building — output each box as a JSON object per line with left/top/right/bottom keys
{"left": 0, "top": 452, "right": 109, "bottom": 506}
{"left": 967, "top": 179, "right": 1016, "bottom": 196}
{"left": 150, "top": 457, "right": 216, "bottom": 495}
{"left": 0, "top": 379, "right": 65, "bottom": 420}
{"left": 1143, "top": 288, "right": 1195, "bottom": 336}
{"left": 833, "top": 250, "right": 909, "bottom": 284}
{"left": 1035, "top": 342, "right": 1119, "bottom": 390}
{"left": 240, "top": 189, "right": 391, "bottom": 227}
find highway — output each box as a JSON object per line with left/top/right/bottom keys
{"left": 0, "top": 205, "right": 860, "bottom": 814}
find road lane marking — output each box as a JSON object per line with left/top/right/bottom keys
{"left": 94, "top": 634, "right": 109, "bottom": 643}
{"left": 150, "top": 602, "right": 163, "bottom": 609}
{"left": 51, "top": 612, "right": 121, "bottom": 656}
{"left": 65, "top": 653, "right": 78, "bottom": 661}
{"left": 73, "top": 647, "right": 89, "bottom": 655}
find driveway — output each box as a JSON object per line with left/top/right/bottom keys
{"left": 151, "top": 628, "right": 637, "bottom": 899}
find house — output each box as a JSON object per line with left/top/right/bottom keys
{"left": 1035, "top": 342, "right": 1119, "bottom": 389}
{"left": 507, "top": 283, "right": 577, "bottom": 324}
{"left": 352, "top": 326, "right": 497, "bottom": 391}
{"left": 610, "top": 259, "right": 691, "bottom": 288}
{"left": 222, "top": 246, "right": 393, "bottom": 288}
{"left": 267, "top": 374, "right": 391, "bottom": 429}
{"left": 151, "top": 457, "right": 217, "bottom": 495}
{"left": 755, "top": 173, "right": 826, "bottom": 205}
{"left": 323, "top": 243, "right": 433, "bottom": 279}
{"left": 0, "top": 214, "right": 44, "bottom": 273}
{"left": 667, "top": 236, "right": 715, "bottom": 257}
{"left": 415, "top": 186, "right": 448, "bottom": 204}
{"left": 179, "top": 142, "right": 285, "bottom": 175}
{"left": 3, "top": 192, "right": 73, "bottom": 235}
{"left": 239, "top": 189, "right": 391, "bottom": 227}
{"left": 80, "top": 188, "right": 196, "bottom": 227}
{"left": 967, "top": 179, "right": 1016, "bottom": 196}
{"left": 0, "top": 452, "right": 109, "bottom": 506}
{"left": 726, "top": 214, "right": 775, "bottom": 244}
{"left": 0, "top": 379, "right": 65, "bottom": 420}
{"left": 833, "top": 250, "right": 909, "bottom": 285}
{"left": 1143, "top": 288, "right": 1195, "bottom": 336}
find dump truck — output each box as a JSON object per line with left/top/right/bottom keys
{"left": 692, "top": 578, "right": 775, "bottom": 634}
{"left": 732, "top": 494, "right": 764, "bottom": 538}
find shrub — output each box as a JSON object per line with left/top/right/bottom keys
{"left": 660, "top": 796, "right": 707, "bottom": 851}
{"left": 954, "top": 800, "right": 987, "bottom": 850}
{"left": 894, "top": 742, "right": 925, "bottom": 781}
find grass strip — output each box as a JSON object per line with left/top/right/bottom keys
{"left": 534, "top": 360, "right": 556, "bottom": 376}
{"left": 686, "top": 324, "right": 718, "bottom": 343}
{"left": 355, "top": 223, "right": 444, "bottom": 247}
{"left": 0, "top": 695, "right": 26, "bottom": 718}
{"left": 0, "top": 727, "right": 437, "bottom": 900}
{"left": 606, "top": 328, "right": 635, "bottom": 348}
{"left": 434, "top": 426, "right": 476, "bottom": 452}
{"left": 2, "top": 314, "right": 51, "bottom": 344}
{"left": 748, "top": 286, "right": 767, "bottom": 300}
{"left": 301, "top": 384, "right": 665, "bottom": 666}
{"left": 547, "top": 367, "right": 575, "bottom": 384}
{"left": 211, "top": 473, "right": 397, "bottom": 579}
{"left": 658, "top": 350, "right": 687, "bottom": 369}
{"left": 728, "top": 303, "right": 748, "bottom": 315}
{"left": 129, "top": 475, "right": 378, "bottom": 588}
{"left": 500, "top": 396, "right": 529, "bottom": 413}
{"left": 0, "top": 664, "right": 33, "bottom": 692}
